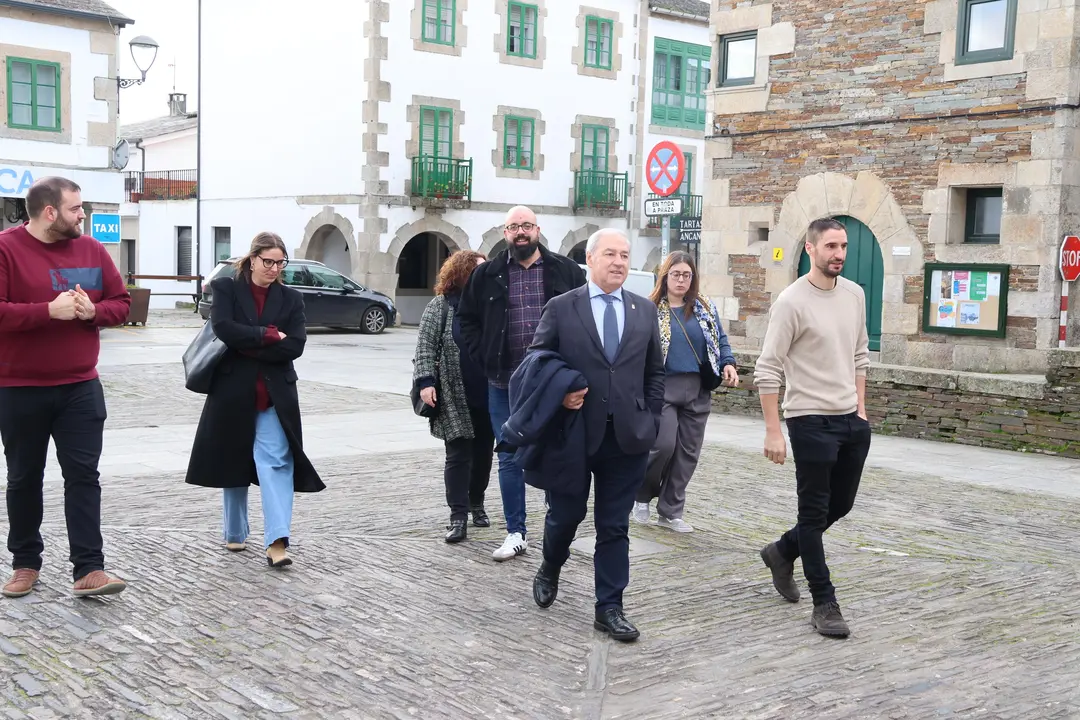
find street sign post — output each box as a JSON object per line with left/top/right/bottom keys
{"left": 644, "top": 197, "right": 683, "bottom": 217}
{"left": 1059, "top": 234, "right": 1080, "bottom": 347}
{"left": 645, "top": 141, "right": 686, "bottom": 260}
{"left": 679, "top": 217, "right": 701, "bottom": 245}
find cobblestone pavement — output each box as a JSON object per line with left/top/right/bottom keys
{"left": 1, "top": 320, "right": 1078, "bottom": 718}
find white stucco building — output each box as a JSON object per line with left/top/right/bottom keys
{"left": 0, "top": 0, "right": 131, "bottom": 266}
{"left": 119, "top": 92, "right": 199, "bottom": 307}
{"left": 144, "top": 0, "right": 711, "bottom": 323}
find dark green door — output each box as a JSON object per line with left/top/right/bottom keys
{"left": 797, "top": 215, "right": 883, "bottom": 352}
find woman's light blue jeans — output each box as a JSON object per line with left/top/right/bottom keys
{"left": 223, "top": 407, "right": 295, "bottom": 549}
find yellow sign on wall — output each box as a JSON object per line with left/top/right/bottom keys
{"left": 772, "top": 247, "right": 784, "bottom": 262}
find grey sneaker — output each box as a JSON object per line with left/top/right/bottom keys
{"left": 760, "top": 542, "right": 800, "bottom": 602}
{"left": 811, "top": 602, "right": 850, "bottom": 638}
{"left": 657, "top": 516, "right": 693, "bottom": 533}
{"left": 631, "top": 502, "right": 650, "bottom": 524}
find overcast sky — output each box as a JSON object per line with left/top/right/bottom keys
{"left": 110, "top": 0, "right": 199, "bottom": 125}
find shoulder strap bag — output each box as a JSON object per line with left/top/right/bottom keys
{"left": 182, "top": 320, "right": 229, "bottom": 394}
{"left": 672, "top": 308, "right": 723, "bottom": 392}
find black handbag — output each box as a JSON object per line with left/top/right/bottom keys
{"left": 672, "top": 309, "right": 725, "bottom": 392}
{"left": 182, "top": 320, "right": 228, "bottom": 394}
{"left": 411, "top": 299, "right": 450, "bottom": 418}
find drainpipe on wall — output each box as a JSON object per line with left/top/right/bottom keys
{"left": 195, "top": 0, "right": 202, "bottom": 286}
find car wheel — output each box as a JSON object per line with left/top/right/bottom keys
{"left": 361, "top": 306, "right": 387, "bottom": 334}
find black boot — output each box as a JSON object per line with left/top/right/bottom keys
{"left": 470, "top": 505, "right": 490, "bottom": 528}
{"left": 445, "top": 519, "right": 467, "bottom": 544}
{"left": 533, "top": 561, "right": 560, "bottom": 608}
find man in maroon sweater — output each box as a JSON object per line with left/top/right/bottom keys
{"left": 0, "top": 176, "right": 131, "bottom": 598}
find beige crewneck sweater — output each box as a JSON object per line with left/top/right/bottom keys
{"left": 753, "top": 275, "right": 870, "bottom": 418}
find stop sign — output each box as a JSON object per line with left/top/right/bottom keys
{"left": 1062, "top": 235, "right": 1080, "bottom": 282}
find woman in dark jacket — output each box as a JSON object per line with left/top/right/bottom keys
{"left": 185, "top": 232, "right": 325, "bottom": 568}
{"left": 413, "top": 250, "right": 493, "bottom": 543}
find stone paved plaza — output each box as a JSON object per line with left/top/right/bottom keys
{"left": 1, "top": 315, "right": 1079, "bottom": 719}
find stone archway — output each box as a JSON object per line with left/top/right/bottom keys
{"left": 560, "top": 223, "right": 600, "bottom": 258}
{"left": 387, "top": 215, "right": 468, "bottom": 325}
{"left": 772, "top": 171, "right": 925, "bottom": 361}
{"left": 643, "top": 247, "right": 662, "bottom": 273}
{"left": 298, "top": 207, "right": 357, "bottom": 274}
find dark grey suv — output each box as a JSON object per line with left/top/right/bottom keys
{"left": 198, "top": 258, "right": 397, "bottom": 334}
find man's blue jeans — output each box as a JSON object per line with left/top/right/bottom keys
{"left": 488, "top": 385, "right": 526, "bottom": 536}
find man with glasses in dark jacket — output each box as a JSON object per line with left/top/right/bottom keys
{"left": 458, "top": 206, "right": 586, "bottom": 562}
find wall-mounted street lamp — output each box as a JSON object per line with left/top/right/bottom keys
{"left": 115, "top": 35, "right": 159, "bottom": 114}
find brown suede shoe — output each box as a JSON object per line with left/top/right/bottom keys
{"left": 2, "top": 569, "right": 40, "bottom": 598}
{"left": 73, "top": 571, "right": 127, "bottom": 598}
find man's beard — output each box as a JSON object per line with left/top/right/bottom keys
{"left": 818, "top": 260, "right": 843, "bottom": 279}
{"left": 50, "top": 219, "right": 81, "bottom": 240}
{"left": 511, "top": 235, "right": 538, "bottom": 261}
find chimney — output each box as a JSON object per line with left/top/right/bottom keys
{"left": 168, "top": 92, "right": 187, "bottom": 116}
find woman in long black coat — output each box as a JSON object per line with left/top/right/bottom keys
{"left": 185, "top": 231, "right": 325, "bottom": 568}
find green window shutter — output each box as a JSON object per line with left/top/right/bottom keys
{"left": 6, "top": 57, "right": 60, "bottom": 131}
{"left": 420, "top": 106, "right": 453, "bottom": 158}
{"left": 650, "top": 39, "right": 710, "bottom": 130}
{"left": 508, "top": 2, "right": 538, "bottom": 58}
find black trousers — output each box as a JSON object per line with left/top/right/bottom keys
{"left": 543, "top": 422, "right": 648, "bottom": 610}
{"left": 774, "top": 412, "right": 871, "bottom": 606}
{"left": 443, "top": 405, "right": 495, "bottom": 521}
{"left": 0, "top": 379, "right": 108, "bottom": 581}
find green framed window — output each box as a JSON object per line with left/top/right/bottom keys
{"left": 419, "top": 106, "right": 453, "bottom": 158}
{"left": 964, "top": 188, "right": 1003, "bottom": 244}
{"left": 584, "top": 16, "right": 613, "bottom": 69}
{"left": 956, "top": 0, "right": 1016, "bottom": 65}
{"left": 651, "top": 38, "right": 710, "bottom": 129}
{"left": 507, "top": 2, "right": 538, "bottom": 58}
{"left": 581, "top": 125, "right": 609, "bottom": 172}
{"left": 678, "top": 152, "right": 693, "bottom": 195}
{"left": 6, "top": 57, "right": 60, "bottom": 131}
{"left": 422, "top": 0, "right": 455, "bottom": 46}
{"left": 504, "top": 116, "right": 534, "bottom": 170}
{"left": 718, "top": 32, "right": 756, "bottom": 87}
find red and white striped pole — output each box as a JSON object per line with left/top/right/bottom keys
{"left": 1061, "top": 281, "right": 1071, "bottom": 349}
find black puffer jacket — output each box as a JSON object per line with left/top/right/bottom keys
{"left": 457, "top": 245, "right": 586, "bottom": 385}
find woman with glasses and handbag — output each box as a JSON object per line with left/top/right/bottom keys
{"left": 412, "top": 249, "right": 493, "bottom": 543}
{"left": 185, "top": 231, "right": 324, "bottom": 567}
{"left": 632, "top": 251, "right": 738, "bottom": 532}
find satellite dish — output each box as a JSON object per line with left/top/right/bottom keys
{"left": 112, "top": 139, "right": 130, "bottom": 170}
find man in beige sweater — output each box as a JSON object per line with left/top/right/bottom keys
{"left": 753, "top": 217, "right": 871, "bottom": 638}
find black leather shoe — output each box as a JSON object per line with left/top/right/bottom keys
{"left": 593, "top": 607, "right": 640, "bottom": 642}
{"left": 445, "top": 520, "right": 467, "bottom": 543}
{"left": 533, "top": 561, "right": 560, "bottom": 608}
{"left": 471, "top": 505, "right": 490, "bottom": 528}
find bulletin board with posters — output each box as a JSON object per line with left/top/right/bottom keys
{"left": 922, "top": 263, "right": 1010, "bottom": 338}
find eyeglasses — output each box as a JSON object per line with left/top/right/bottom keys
{"left": 258, "top": 257, "right": 289, "bottom": 269}
{"left": 669, "top": 271, "right": 693, "bottom": 281}
{"left": 505, "top": 222, "right": 536, "bottom": 233}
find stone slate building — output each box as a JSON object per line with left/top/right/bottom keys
{"left": 702, "top": 0, "right": 1080, "bottom": 374}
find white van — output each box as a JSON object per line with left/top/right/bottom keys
{"left": 579, "top": 264, "right": 656, "bottom": 298}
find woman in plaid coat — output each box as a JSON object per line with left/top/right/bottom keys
{"left": 412, "top": 250, "right": 494, "bottom": 543}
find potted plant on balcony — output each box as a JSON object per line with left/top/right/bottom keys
{"left": 125, "top": 279, "right": 151, "bottom": 327}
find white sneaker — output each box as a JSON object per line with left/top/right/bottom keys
{"left": 657, "top": 516, "right": 693, "bottom": 533}
{"left": 631, "top": 502, "right": 650, "bottom": 524}
{"left": 492, "top": 532, "right": 528, "bottom": 561}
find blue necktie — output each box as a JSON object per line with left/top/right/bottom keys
{"left": 600, "top": 294, "right": 619, "bottom": 363}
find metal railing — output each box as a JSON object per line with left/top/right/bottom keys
{"left": 410, "top": 156, "right": 473, "bottom": 200}
{"left": 573, "top": 170, "right": 629, "bottom": 211}
{"left": 646, "top": 193, "right": 703, "bottom": 228}
{"left": 124, "top": 170, "right": 198, "bottom": 202}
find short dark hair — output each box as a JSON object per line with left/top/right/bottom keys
{"left": 26, "top": 176, "right": 81, "bottom": 218}
{"left": 806, "top": 217, "right": 846, "bottom": 245}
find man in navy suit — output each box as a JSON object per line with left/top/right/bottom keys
{"left": 527, "top": 228, "right": 665, "bottom": 641}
